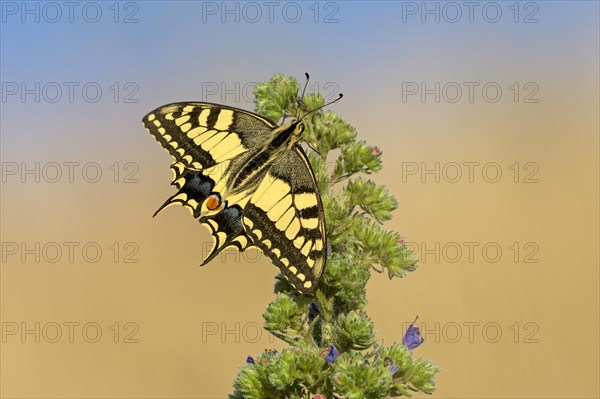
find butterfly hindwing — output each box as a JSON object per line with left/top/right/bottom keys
{"left": 153, "top": 166, "right": 216, "bottom": 218}
{"left": 242, "top": 146, "right": 326, "bottom": 294}
{"left": 200, "top": 204, "right": 253, "bottom": 265}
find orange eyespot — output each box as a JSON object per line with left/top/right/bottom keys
{"left": 205, "top": 195, "right": 222, "bottom": 211}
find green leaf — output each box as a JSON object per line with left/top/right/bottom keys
{"left": 332, "top": 351, "right": 393, "bottom": 399}
{"left": 231, "top": 361, "right": 271, "bottom": 399}
{"left": 302, "top": 92, "right": 325, "bottom": 113}
{"left": 406, "top": 358, "right": 441, "bottom": 394}
{"left": 253, "top": 73, "right": 300, "bottom": 122}
{"left": 323, "top": 252, "right": 369, "bottom": 313}
{"left": 345, "top": 177, "right": 398, "bottom": 223}
{"left": 353, "top": 219, "right": 418, "bottom": 278}
{"left": 304, "top": 110, "right": 357, "bottom": 155}
{"left": 267, "top": 349, "right": 297, "bottom": 389}
{"left": 322, "top": 193, "right": 354, "bottom": 247}
{"left": 333, "top": 311, "right": 376, "bottom": 351}
{"left": 380, "top": 343, "right": 441, "bottom": 395}
{"left": 294, "top": 342, "right": 329, "bottom": 389}
{"left": 334, "top": 140, "right": 382, "bottom": 182}
{"left": 263, "top": 293, "right": 304, "bottom": 334}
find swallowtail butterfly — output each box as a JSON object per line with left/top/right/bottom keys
{"left": 142, "top": 92, "right": 339, "bottom": 294}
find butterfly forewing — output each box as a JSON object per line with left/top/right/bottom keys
{"left": 142, "top": 102, "right": 275, "bottom": 172}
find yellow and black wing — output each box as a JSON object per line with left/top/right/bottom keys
{"left": 143, "top": 102, "right": 276, "bottom": 168}
{"left": 143, "top": 103, "right": 328, "bottom": 294}
{"left": 142, "top": 103, "right": 275, "bottom": 263}
{"left": 242, "top": 146, "right": 327, "bottom": 294}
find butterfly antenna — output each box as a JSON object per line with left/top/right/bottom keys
{"left": 298, "top": 93, "right": 343, "bottom": 122}
{"left": 300, "top": 72, "right": 310, "bottom": 100}
{"left": 283, "top": 72, "right": 310, "bottom": 123}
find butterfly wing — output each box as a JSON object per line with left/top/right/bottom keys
{"left": 199, "top": 203, "right": 253, "bottom": 265}
{"left": 142, "top": 103, "right": 275, "bottom": 262}
{"left": 242, "top": 146, "right": 327, "bottom": 294}
{"left": 142, "top": 102, "right": 276, "bottom": 170}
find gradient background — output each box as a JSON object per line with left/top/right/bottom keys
{"left": 1, "top": 1, "right": 598, "bottom": 398}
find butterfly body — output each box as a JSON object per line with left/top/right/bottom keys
{"left": 142, "top": 102, "right": 326, "bottom": 294}
{"left": 223, "top": 121, "right": 300, "bottom": 198}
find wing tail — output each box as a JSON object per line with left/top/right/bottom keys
{"left": 153, "top": 168, "right": 216, "bottom": 218}
{"left": 199, "top": 204, "right": 253, "bottom": 266}
{"left": 153, "top": 193, "right": 180, "bottom": 217}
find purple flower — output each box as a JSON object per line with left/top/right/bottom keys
{"left": 384, "top": 357, "right": 400, "bottom": 374}
{"left": 325, "top": 344, "right": 340, "bottom": 363}
{"left": 391, "top": 363, "right": 400, "bottom": 374}
{"left": 246, "top": 355, "right": 255, "bottom": 364}
{"left": 402, "top": 316, "right": 424, "bottom": 350}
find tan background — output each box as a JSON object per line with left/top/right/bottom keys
{"left": 1, "top": 1, "right": 598, "bottom": 398}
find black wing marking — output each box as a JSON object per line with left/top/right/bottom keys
{"left": 199, "top": 204, "right": 253, "bottom": 265}
{"left": 153, "top": 168, "right": 215, "bottom": 218}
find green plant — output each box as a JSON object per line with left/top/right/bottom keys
{"left": 230, "top": 74, "right": 440, "bottom": 399}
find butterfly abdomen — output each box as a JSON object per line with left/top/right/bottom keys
{"left": 229, "top": 151, "right": 272, "bottom": 193}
